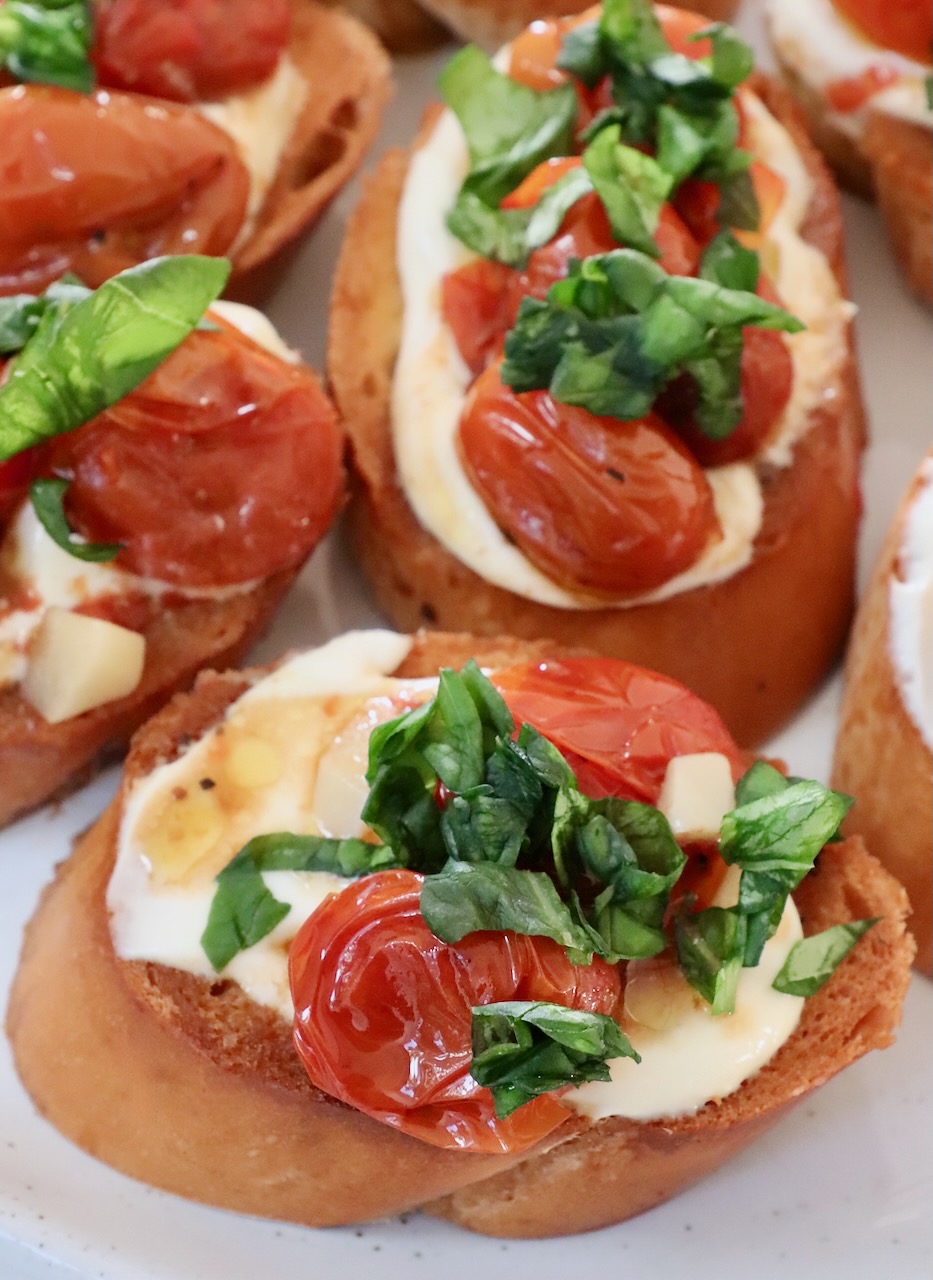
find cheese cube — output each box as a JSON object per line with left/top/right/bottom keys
{"left": 22, "top": 607, "right": 146, "bottom": 724}
{"left": 657, "top": 752, "right": 736, "bottom": 842}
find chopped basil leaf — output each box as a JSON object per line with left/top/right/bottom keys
{"left": 420, "top": 861, "right": 598, "bottom": 962}
{"left": 675, "top": 904, "right": 745, "bottom": 1015}
{"left": 716, "top": 168, "right": 760, "bottom": 233}
{"left": 29, "top": 477, "right": 123, "bottom": 563}
{"left": 501, "top": 248, "right": 801, "bottom": 433}
{"left": 700, "top": 229, "right": 760, "bottom": 293}
{"left": 447, "top": 168, "right": 593, "bottom": 268}
{"left": 0, "top": 0, "right": 93, "bottom": 93}
{"left": 697, "top": 23, "right": 754, "bottom": 91}
{"left": 721, "top": 780, "right": 853, "bottom": 881}
{"left": 734, "top": 760, "right": 789, "bottom": 807}
{"left": 556, "top": 18, "right": 603, "bottom": 87}
{"left": 440, "top": 45, "right": 577, "bottom": 209}
{"left": 0, "top": 256, "right": 230, "bottom": 463}
{"left": 0, "top": 278, "right": 92, "bottom": 355}
{"left": 201, "top": 832, "right": 402, "bottom": 971}
{"left": 583, "top": 125, "right": 672, "bottom": 257}
{"left": 772, "top": 919, "right": 879, "bottom": 997}
{"left": 471, "top": 1001, "right": 638, "bottom": 1117}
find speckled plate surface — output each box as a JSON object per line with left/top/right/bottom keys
{"left": 1, "top": 5, "right": 931, "bottom": 1277}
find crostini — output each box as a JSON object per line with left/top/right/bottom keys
{"left": 767, "top": 0, "right": 932, "bottom": 303}
{"left": 833, "top": 456, "right": 933, "bottom": 975}
{"left": 0, "top": 0, "right": 391, "bottom": 299}
{"left": 8, "top": 629, "right": 913, "bottom": 1236}
{"left": 329, "top": 0, "right": 865, "bottom": 746}
{"left": 0, "top": 256, "right": 343, "bottom": 826}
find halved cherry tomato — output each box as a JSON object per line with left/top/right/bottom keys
{"left": 825, "top": 64, "right": 901, "bottom": 112}
{"left": 458, "top": 362, "right": 719, "bottom": 596}
{"left": 656, "top": 4, "right": 713, "bottom": 58}
{"left": 0, "top": 86, "right": 249, "bottom": 296}
{"left": 94, "top": 0, "right": 291, "bottom": 102}
{"left": 290, "top": 868, "right": 621, "bottom": 1154}
{"left": 492, "top": 657, "right": 747, "bottom": 804}
{"left": 831, "top": 0, "right": 933, "bottom": 65}
{"left": 440, "top": 258, "right": 514, "bottom": 377}
{"left": 50, "top": 322, "right": 342, "bottom": 587}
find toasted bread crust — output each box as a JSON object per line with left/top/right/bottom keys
{"left": 832, "top": 465, "right": 933, "bottom": 974}
{"left": 415, "top": 0, "right": 737, "bottom": 48}
{"left": 862, "top": 113, "right": 933, "bottom": 307}
{"left": 227, "top": 0, "right": 391, "bottom": 300}
{"left": 327, "top": 75, "right": 865, "bottom": 747}
{"left": 8, "top": 632, "right": 914, "bottom": 1235}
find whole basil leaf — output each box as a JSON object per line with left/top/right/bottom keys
{"left": 772, "top": 919, "right": 879, "bottom": 997}
{"left": 29, "top": 477, "right": 123, "bottom": 563}
{"left": 0, "top": 256, "right": 230, "bottom": 463}
{"left": 471, "top": 1000, "right": 639, "bottom": 1117}
{"left": 0, "top": 0, "right": 93, "bottom": 92}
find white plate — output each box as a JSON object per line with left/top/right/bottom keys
{"left": 1, "top": 5, "right": 931, "bottom": 1276}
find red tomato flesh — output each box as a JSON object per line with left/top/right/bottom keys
{"left": 94, "top": 0, "right": 291, "bottom": 102}
{"left": 458, "top": 363, "right": 719, "bottom": 595}
{"left": 831, "top": 0, "right": 933, "bottom": 64}
{"left": 290, "top": 868, "right": 621, "bottom": 1154}
{"left": 493, "top": 657, "right": 748, "bottom": 804}
{"left": 50, "top": 321, "right": 343, "bottom": 587}
{"left": 0, "top": 86, "right": 249, "bottom": 296}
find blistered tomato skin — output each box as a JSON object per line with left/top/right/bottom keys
{"left": 94, "top": 0, "right": 291, "bottom": 102}
{"left": 492, "top": 658, "right": 748, "bottom": 804}
{"left": 290, "top": 868, "right": 620, "bottom": 1154}
{"left": 0, "top": 86, "right": 249, "bottom": 297}
{"left": 458, "top": 364, "right": 719, "bottom": 596}
{"left": 51, "top": 323, "right": 343, "bottom": 587}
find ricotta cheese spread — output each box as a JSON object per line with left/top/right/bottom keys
{"left": 392, "top": 56, "right": 851, "bottom": 610}
{"left": 889, "top": 456, "right": 933, "bottom": 752}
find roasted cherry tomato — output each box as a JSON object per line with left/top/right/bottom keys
{"left": 492, "top": 657, "right": 747, "bottom": 804}
{"left": 458, "top": 362, "right": 718, "bottom": 595}
{"left": 501, "top": 157, "right": 584, "bottom": 210}
{"left": 0, "top": 442, "right": 48, "bottom": 526}
{"left": 290, "top": 868, "right": 621, "bottom": 1154}
{"left": 825, "top": 64, "right": 901, "bottom": 112}
{"left": 0, "top": 86, "right": 248, "bottom": 296}
{"left": 50, "top": 322, "right": 342, "bottom": 587}
{"left": 831, "top": 0, "right": 933, "bottom": 64}
{"left": 441, "top": 258, "right": 514, "bottom": 377}
{"left": 94, "top": 0, "right": 291, "bottom": 102}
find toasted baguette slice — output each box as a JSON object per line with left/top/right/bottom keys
{"left": 320, "top": 0, "right": 448, "bottom": 51}
{"left": 832, "top": 462, "right": 933, "bottom": 974}
{"left": 862, "top": 112, "right": 933, "bottom": 306}
{"left": 414, "top": 0, "right": 738, "bottom": 48}
{"left": 328, "top": 75, "right": 865, "bottom": 747}
{"left": 7, "top": 632, "right": 914, "bottom": 1236}
{"left": 225, "top": 0, "right": 392, "bottom": 299}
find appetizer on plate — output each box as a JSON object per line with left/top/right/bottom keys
{"left": 767, "top": 0, "right": 932, "bottom": 302}
{"left": 8, "top": 629, "right": 913, "bottom": 1237}
{"left": 0, "top": 256, "right": 342, "bottom": 826}
{"left": 0, "top": 0, "right": 391, "bottom": 298}
{"left": 329, "top": 0, "right": 865, "bottom": 746}
{"left": 412, "top": 0, "right": 739, "bottom": 49}
{"left": 833, "top": 456, "right": 933, "bottom": 974}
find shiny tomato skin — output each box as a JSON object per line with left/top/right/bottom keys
{"left": 94, "top": 0, "right": 291, "bottom": 102}
{"left": 493, "top": 657, "right": 748, "bottom": 804}
{"left": 831, "top": 0, "right": 932, "bottom": 64}
{"left": 441, "top": 258, "right": 514, "bottom": 377}
{"left": 290, "top": 868, "right": 621, "bottom": 1154}
{"left": 0, "top": 442, "right": 48, "bottom": 526}
{"left": 52, "top": 323, "right": 343, "bottom": 587}
{"left": 0, "top": 86, "right": 248, "bottom": 296}
{"left": 458, "top": 363, "right": 719, "bottom": 596}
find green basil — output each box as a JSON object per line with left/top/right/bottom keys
{"left": 0, "top": 278, "right": 91, "bottom": 355}
{"left": 447, "top": 167, "right": 593, "bottom": 269}
{"left": 675, "top": 904, "right": 745, "bottom": 1015}
{"left": 772, "top": 919, "right": 879, "bottom": 997}
{"left": 721, "top": 780, "right": 853, "bottom": 880}
{"left": 200, "top": 832, "right": 401, "bottom": 971}
{"left": 0, "top": 256, "right": 230, "bottom": 463}
{"left": 583, "top": 125, "right": 672, "bottom": 257}
{"left": 0, "top": 0, "right": 93, "bottom": 93}
{"left": 471, "top": 1001, "right": 639, "bottom": 1117}
{"left": 29, "top": 477, "right": 123, "bottom": 563}
{"left": 700, "top": 229, "right": 760, "bottom": 293}
{"left": 440, "top": 45, "right": 577, "bottom": 209}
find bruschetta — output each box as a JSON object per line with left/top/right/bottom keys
{"left": 766, "top": 0, "right": 932, "bottom": 303}
{"left": 832, "top": 456, "right": 933, "bottom": 974}
{"left": 7, "top": 629, "right": 913, "bottom": 1236}
{"left": 329, "top": 1, "right": 865, "bottom": 746}
{"left": 0, "top": 256, "right": 343, "bottom": 826}
{"left": 0, "top": 0, "right": 391, "bottom": 300}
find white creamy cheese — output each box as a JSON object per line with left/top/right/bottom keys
{"left": 197, "top": 53, "right": 308, "bottom": 250}
{"left": 392, "top": 67, "right": 851, "bottom": 610}
{"left": 109, "top": 630, "right": 806, "bottom": 1115}
{"left": 0, "top": 302, "right": 294, "bottom": 696}
{"left": 889, "top": 457, "right": 933, "bottom": 752}
{"left": 767, "top": 0, "right": 933, "bottom": 136}
{"left": 657, "top": 751, "right": 736, "bottom": 841}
